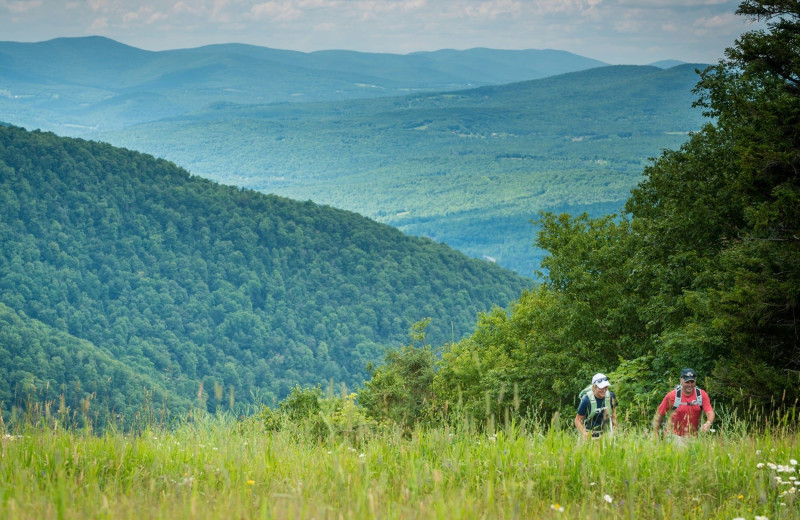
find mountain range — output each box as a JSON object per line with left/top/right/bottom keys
{"left": 0, "top": 37, "right": 707, "bottom": 275}
{"left": 1, "top": 36, "right": 609, "bottom": 134}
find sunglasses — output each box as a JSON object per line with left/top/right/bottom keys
{"left": 594, "top": 377, "right": 609, "bottom": 383}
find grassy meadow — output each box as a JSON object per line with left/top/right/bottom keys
{"left": 1, "top": 408, "right": 797, "bottom": 520}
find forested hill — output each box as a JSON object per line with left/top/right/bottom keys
{"left": 0, "top": 124, "right": 531, "bottom": 421}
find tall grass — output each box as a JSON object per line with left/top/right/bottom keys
{"left": 1, "top": 410, "right": 797, "bottom": 520}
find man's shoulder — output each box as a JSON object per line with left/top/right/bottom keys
{"left": 659, "top": 388, "right": 677, "bottom": 407}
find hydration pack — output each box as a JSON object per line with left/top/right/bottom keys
{"left": 672, "top": 385, "right": 703, "bottom": 409}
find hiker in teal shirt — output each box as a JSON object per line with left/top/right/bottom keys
{"left": 575, "top": 373, "right": 618, "bottom": 439}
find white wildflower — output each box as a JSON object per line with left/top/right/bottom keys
{"left": 604, "top": 494, "right": 613, "bottom": 503}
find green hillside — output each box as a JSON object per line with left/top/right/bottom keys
{"left": 0, "top": 124, "right": 530, "bottom": 422}
{"left": 99, "top": 64, "right": 707, "bottom": 275}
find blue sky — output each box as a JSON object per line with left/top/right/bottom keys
{"left": 1, "top": 0, "right": 758, "bottom": 64}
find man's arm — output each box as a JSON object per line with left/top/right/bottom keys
{"left": 700, "top": 407, "right": 715, "bottom": 433}
{"left": 653, "top": 392, "right": 672, "bottom": 437}
{"left": 574, "top": 414, "right": 590, "bottom": 438}
{"left": 699, "top": 390, "right": 715, "bottom": 433}
{"left": 652, "top": 412, "right": 664, "bottom": 437}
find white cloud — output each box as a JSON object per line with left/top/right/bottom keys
{"left": 173, "top": 1, "right": 203, "bottom": 16}
{"left": 146, "top": 10, "right": 168, "bottom": 23}
{"left": 250, "top": 1, "right": 304, "bottom": 21}
{"left": 463, "top": 0, "right": 523, "bottom": 20}
{"left": 694, "top": 12, "right": 738, "bottom": 32}
{"left": 88, "top": 15, "right": 109, "bottom": 31}
{"left": 87, "top": 0, "right": 112, "bottom": 11}
{"left": 1, "top": 0, "right": 43, "bottom": 14}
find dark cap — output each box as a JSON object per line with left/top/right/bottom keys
{"left": 680, "top": 368, "right": 697, "bottom": 381}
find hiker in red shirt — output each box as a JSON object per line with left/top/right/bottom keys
{"left": 653, "top": 368, "right": 715, "bottom": 438}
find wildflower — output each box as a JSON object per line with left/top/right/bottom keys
{"left": 246, "top": 480, "right": 255, "bottom": 486}
{"left": 550, "top": 504, "right": 564, "bottom": 512}
{"left": 754, "top": 516, "right": 769, "bottom": 520}
{"left": 359, "top": 453, "right": 365, "bottom": 459}
{"left": 604, "top": 494, "right": 613, "bottom": 504}
{"left": 737, "top": 494, "right": 744, "bottom": 500}
{"left": 589, "top": 482, "right": 596, "bottom": 486}
{"left": 791, "top": 460, "right": 798, "bottom": 466}
{"left": 757, "top": 463, "right": 765, "bottom": 469}
{"left": 756, "top": 450, "right": 762, "bottom": 455}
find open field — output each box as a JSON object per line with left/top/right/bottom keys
{"left": 1, "top": 411, "right": 797, "bottom": 520}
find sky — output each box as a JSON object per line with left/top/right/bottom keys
{"left": 0, "top": 0, "right": 761, "bottom": 65}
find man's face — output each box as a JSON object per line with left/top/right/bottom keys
{"left": 593, "top": 385, "right": 608, "bottom": 398}
{"left": 680, "top": 377, "right": 696, "bottom": 392}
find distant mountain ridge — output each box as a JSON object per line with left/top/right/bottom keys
{"left": 0, "top": 36, "right": 608, "bottom": 134}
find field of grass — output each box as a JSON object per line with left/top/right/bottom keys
{"left": 1, "top": 409, "right": 797, "bottom": 520}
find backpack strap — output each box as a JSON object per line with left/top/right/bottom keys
{"left": 587, "top": 392, "right": 598, "bottom": 418}
{"left": 672, "top": 385, "right": 703, "bottom": 409}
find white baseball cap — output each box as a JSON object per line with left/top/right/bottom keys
{"left": 592, "top": 373, "right": 610, "bottom": 388}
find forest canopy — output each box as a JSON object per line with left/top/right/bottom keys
{"left": 0, "top": 124, "right": 530, "bottom": 424}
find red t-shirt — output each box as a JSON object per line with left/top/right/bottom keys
{"left": 657, "top": 388, "right": 713, "bottom": 436}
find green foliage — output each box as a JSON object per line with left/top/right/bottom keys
{"left": 624, "top": 0, "right": 800, "bottom": 408}
{"left": 358, "top": 320, "right": 438, "bottom": 430}
{"left": 0, "top": 124, "right": 530, "bottom": 427}
{"left": 251, "top": 384, "right": 378, "bottom": 442}
{"left": 433, "top": 288, "right": 577, "bottom": 425}
{"left": 607, "top": 355, "right": 664, "bottom": 424}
